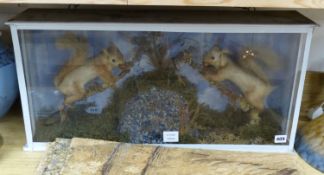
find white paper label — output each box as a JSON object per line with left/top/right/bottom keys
{"left": 163, "top": 131, "right": 179, "bottom": 143}
{"left": 274, "top": 135, "right": 287, "bottom": 143}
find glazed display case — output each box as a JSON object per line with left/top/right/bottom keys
{"left": 7, "top": 9, "right": 315, "bottom": 151}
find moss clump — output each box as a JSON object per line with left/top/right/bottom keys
{"left": 180, "top": 134, "right": 199, "bottom": 144}
{"left": 239, "top": 109, "right": 282, "bottom": 143}
{"left": 193, "top": 107, "right": 250, "bottom": 130}
{"left": 34, "top": 104, "right": 129, "bottom": 142}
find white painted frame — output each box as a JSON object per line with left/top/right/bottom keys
{"left": 7, "top": 22, "right": 314, "bottom": 152}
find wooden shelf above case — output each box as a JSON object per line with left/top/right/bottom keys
{"left": 0, "top": 0, "right": 324, "bottom": 9}
{"left": 127, "top": 0, "right": 324, "bottom": 9}
{"left": 0, "top": 0, "right": 126, "bottom": 5}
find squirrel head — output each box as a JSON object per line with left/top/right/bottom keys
{"left": 203, "top": 46, "right": 230, "bottom": 69}
{"left": 100, "top": 44, "right": 126, "bottom": 68}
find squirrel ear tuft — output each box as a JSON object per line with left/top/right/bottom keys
{"left": 110, "top": 43, "right": 117, "bottom": 49}
{"left": 108, "top": 43, "right": 119, "bottom": 53}
{"left": 102, "top": 48, "right": 109, "bottom": 54}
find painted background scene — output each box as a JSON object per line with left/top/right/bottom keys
{"left": 19, "top": 30, "right": 301, "bottom": 145}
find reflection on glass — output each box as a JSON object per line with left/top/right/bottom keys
{"left": 19, "top": 31, "right": 301, "bottom": 145}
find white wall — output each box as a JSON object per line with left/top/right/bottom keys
{"left": 0, "top": 5, "right": 24, "bottom": 26}
{"left": 0, "top": 5, "right": 323, "bottom": 72}
{"left": 299, "top": 9, "right": 324, "bottom": 72}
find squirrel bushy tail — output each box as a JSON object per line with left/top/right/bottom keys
{"left": 238, "top": 46, "right": 281, "bottom": 84}
{"left": 54, "top": 32, "right": 89, "bottom": 87}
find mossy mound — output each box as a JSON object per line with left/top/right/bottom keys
{"left": 34, "top": 69, "right": 282, "bottom": 145}
{"left": 34, "top": 69, "right": 196, "bottom": 142}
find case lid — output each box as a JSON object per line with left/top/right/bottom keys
{"left": 7, "top": 8, "right": 316, "bottom": 26}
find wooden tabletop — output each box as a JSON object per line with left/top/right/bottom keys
{"left": 0, "top": 103, "right": 44, "bottom": 175}
{"left": 37, "top": 138, "right": 324, "bottom": 174}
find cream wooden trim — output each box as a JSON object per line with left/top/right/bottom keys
{"left": 0, "top": 0, "right": 324, "bottom": 8}
{"left": 0, "top": 0, "right": 126, "bottom": 5}
{"left": 128, "top": 0, "right": 324, "bottom": 8}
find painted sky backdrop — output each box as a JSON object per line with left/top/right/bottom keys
{"left": 19, "top": 30, "right": 301, "bottom": 133}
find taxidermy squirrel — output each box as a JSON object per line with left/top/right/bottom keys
{"left": 202, "top": 45, "right": 273, "bottom": 124}
{"left": 54, "top": 33, "right": 128, "bottom": 121}
{"left": 54, "top": 33, "right": 89, "bottom": 87}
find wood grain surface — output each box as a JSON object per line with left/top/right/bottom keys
{"left": 0, "top": 0, "right": 324, "bottom": 9}
{"left": 0, "top": 0, "right": 126, "bottom": 5}
{"left": 36, "top": 138, "right": 323, "bottom": 175}
{"left": 0, "top": 103, "right": 45, "bottom": 175}
{"left": 299, "top": 71, "right": 324, "bottom": 126}
{"left": 61, "top": 139, "right": 119, "bottom": 175}
{"left": 127, "top": 0, "right": 324, "bottom": 8}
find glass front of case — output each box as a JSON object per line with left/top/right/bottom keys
{"left": 18, "top": 30, "right": 303, "bottom": 145}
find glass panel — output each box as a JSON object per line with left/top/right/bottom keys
{"left": 18, "top": 30, "right": 302, "bottom": 145}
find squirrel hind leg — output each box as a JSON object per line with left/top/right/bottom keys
{"left": 63, "top": 92, "right": 85, "bottom": 106}
{"left": 59, "top": 105, "right": 69, "bottom": 122}
{"left": 59, "top": 95, "right": 79, "bottom": 122}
